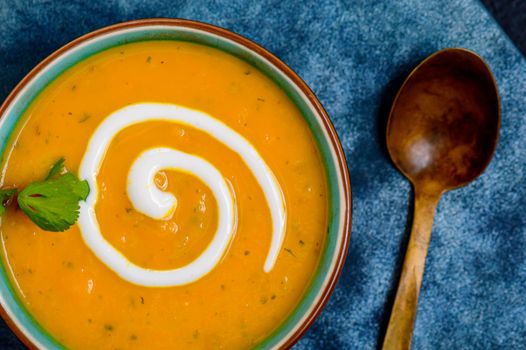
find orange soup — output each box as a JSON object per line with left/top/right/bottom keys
{"left": 0, "top": 41, "right": 328, "bottom": 349}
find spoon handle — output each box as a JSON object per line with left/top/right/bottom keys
{"left": 382, "top": 189, "right": 440, "bottom": 350}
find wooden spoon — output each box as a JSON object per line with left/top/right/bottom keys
{"left": 383, "top": 48, "right": 500, "bottom": 349}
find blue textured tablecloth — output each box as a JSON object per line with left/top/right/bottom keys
{"left": 1, "top": 0, "right": 525, "bottom": 349}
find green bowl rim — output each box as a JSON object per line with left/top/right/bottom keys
{"left": 0, "top": 18, "right": 352, "bottom": 349}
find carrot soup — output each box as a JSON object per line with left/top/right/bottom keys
{"left": 0, "top": 40, "right": 329, "bottom": 349}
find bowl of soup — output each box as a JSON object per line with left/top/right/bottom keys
{"left": 0, "top": 19, "right": 351, "bottom": 349}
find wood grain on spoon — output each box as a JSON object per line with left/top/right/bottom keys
{"left": 383, "top": 48, "right": 500, "bottom": 350}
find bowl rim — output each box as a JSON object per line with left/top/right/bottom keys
{"left": 0, "top": 18, "right": 352, "bottom": 349}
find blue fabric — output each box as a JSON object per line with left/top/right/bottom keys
{"left": 0, "top": 0, "right": 525, "bottom": 349}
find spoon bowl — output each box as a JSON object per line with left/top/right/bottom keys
{"left": 383, "top": 48, "right": 500, "bottom": 350}
{"left": 387, "top": 48, "right": 500, "bottom": 194}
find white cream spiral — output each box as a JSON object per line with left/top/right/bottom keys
{"left": 78, "top": 103, "right": 286, "bottom": 287}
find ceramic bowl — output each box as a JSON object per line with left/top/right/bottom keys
{"left": 0, "top": 19, "right": 351, "bottom": 349}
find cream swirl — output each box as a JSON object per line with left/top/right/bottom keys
{"left": 78, "top": 103, "right": 286, "bottom": 287}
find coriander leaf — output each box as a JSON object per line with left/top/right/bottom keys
{"left": 17, "top": 174, "right": 89, "bottom": 232}
{"left": 0, "top": 188, "right": 17, "bottom": 215}
{"left": 58, "top": 173, "right": 89, "bottom": 200}
{"left": 45, "top": 158, "right": 65, "bottom": 180}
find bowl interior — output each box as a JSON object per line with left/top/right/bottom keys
{"left": 0, "top": 20, "right": 350, "bottom": 349}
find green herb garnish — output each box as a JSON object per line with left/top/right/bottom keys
{"left": 1, "top": 158, "right": 89, "bottom": 232}
{"left": 45, "top": 157, "right": 66, "bottom": 180}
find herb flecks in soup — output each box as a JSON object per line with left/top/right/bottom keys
{"left": 0, "top": 41, "right": 328, "bottom": 349}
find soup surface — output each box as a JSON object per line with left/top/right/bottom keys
{"left": 0, "top": 41, "right": 328, "bottom": 349}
